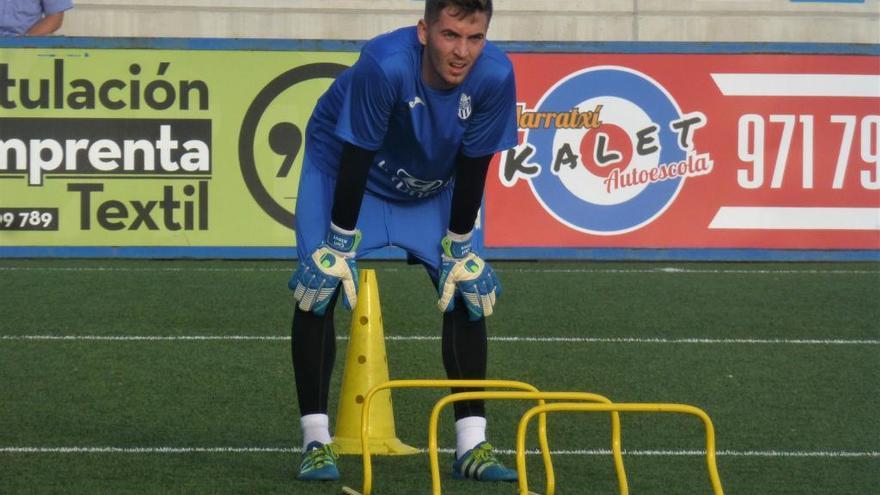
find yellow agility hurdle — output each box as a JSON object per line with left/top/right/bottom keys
{"left": 341, "top": 379, "right": 553, "bottom": 495}
{"left": 428, "top": 391, "right": 626, "bottom": 495}
{"left": 516, "top": 402, "right": 725, "bottom": 495}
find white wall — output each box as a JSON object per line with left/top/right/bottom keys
{"left": 58, "top": 0, "right": 879, "bottom": 44}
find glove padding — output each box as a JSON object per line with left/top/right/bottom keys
{"left": 289, "top": 225, "right": 360, "bottom": 315}
{"left": 437, "top": 231, "right": 501, "bottom": 321}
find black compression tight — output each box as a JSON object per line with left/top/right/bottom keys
{"left": 442, "top": 302, "right": 488, "bottom": 420}
{"left": 291, "top": 293, "right": 487, "bottom": 420}
{"left": 291, "top": 292, "right": 338, "bottom": 417}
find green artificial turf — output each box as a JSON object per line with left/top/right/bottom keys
{"left": 1, "top": 259, "right": 877, "bottom": 494}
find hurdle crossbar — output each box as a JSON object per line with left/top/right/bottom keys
{"left": 344, "top": 379, "right": 553, "bottom": 495}
{"left": 429, "top": 391, "right": 626, "bottom": 495}
{"left": 516, "top": 402, "right": 725, "bottom": 495}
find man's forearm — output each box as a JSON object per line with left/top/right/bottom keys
{"left": 448, "top": 153, "right": 492, "bottom": 235}
{"left": 330, "top": 142, "right": 375, "bottom": 231}
{"left": 26, "top": 13, "right": 65, "bottom": 36}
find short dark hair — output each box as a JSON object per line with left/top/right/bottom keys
{"left": 424, "top": 0, "right": 493, "bottom": 24}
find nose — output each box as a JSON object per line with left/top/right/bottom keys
{"left": 453, "top": 38, "right": 468, "bottom": 58}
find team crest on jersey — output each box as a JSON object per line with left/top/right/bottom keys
{"left": 458, "top": 93, "right": 472, "bottom": 120}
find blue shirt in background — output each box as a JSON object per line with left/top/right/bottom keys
{"left": 0, "top": 0, "right": 73, "bottom": 36}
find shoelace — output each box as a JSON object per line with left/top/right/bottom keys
{"left": 470, "top": 443, "right": 499, "bottom": 464}
{"left": 304, "top": 444, "right": 338, "bottom": 470}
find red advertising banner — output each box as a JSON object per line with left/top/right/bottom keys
{"left": 486, "top": 54, "right": 880, "bottom": 250}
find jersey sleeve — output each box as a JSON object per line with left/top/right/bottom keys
{"left": 461, "top": 68, "right": 518, "bottom": 158}
{"left": 42, "top": 0, "right": 74, "bottom": 15}
{"left": 335, "top": 53, "right": 397, "bottom": 151}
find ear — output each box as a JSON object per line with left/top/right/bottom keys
{"left": 417, "top": 18, "right": 428, "bottom": 46}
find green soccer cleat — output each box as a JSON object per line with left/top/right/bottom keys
{"left": 297, "top": 441, "right": 340, "bottom": 481}
{"left": 451, "top": 441, "right": 518, "bottom": 482}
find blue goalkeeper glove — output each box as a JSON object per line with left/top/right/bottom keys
{"left": 289, "top": 223, "right": 360, "bottom": 316}
{"left": 437, "top": 230, "right": 501, "bottom": 321}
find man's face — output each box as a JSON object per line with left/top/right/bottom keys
{"left": 417, "top": 7, "right": 489, "bottom": 90}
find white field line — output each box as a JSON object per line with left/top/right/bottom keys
{"left": 1, "top": 446, "right": 877, "bottom": 458}
{"left": 2, "top": 335, "right": 878, "bottom": 345}
{"left": 0, "top": 266, "right": 877, "bottom": 275}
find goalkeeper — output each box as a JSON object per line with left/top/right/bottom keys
{"left": 287, "top": 0, "right": 518, "bottom": 484}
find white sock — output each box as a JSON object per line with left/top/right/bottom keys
{"left": 300, "top": 413, "right": 332, "bottom": 450}
{"left": 455, "top": 416, "right": 487, "bottom": 459}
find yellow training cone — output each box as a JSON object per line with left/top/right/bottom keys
{"left": 333, "top": 269, "right": 418, "bottom": 455}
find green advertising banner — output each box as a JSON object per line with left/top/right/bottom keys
{"left": 0, "top": 46, "right": 356, "bottom": 251}
{"left": 3, "top": 39, "right": 875, "bottom": 261}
